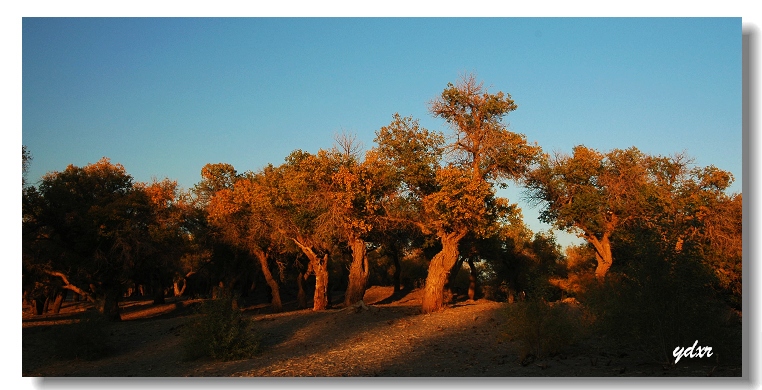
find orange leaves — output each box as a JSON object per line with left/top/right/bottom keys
{"left": 422, "top": 166, "right": 494, "bottom": 234}
{"left": 206, "top": 187, "right": 238, "bottom": 224}
{"left": 140, "top": 179, "right": 178, "bottom": 210}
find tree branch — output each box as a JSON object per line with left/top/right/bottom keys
{"left": 43, "top": 270, "right": 95, "bottom": 302}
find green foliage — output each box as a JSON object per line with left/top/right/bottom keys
{"left": 503, "top": 299, "right": 591, "bottom": 360}
{"left": 53, "top": 311, "right": 113, "bottom": 361}
{"left": 181, "top": 296, "right": 260, "bottom": 361}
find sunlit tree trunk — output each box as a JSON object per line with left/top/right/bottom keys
{"left": 173, "top": 279, "right": 186, "bottom": 297}
{"left": 422, "top": 230, "right": 467, "bottom": 313}
{"left": 252, "top": 247, "right": 282, "bottom": 312}
{"left": 344, "top": 237, "right": 370, "bottom": 306}
{"left": 312, "top": 254, "right": 329, "bottom": 311}
{"left": 589, "top": 233, "right": 613, "bottom": 279}
{"left": 292, "top": 239, "right": 329, "bottom": 311}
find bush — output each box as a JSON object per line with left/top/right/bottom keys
{"left": 502, "top": 299, "right": 591, "bottom": 360}
{"left": 181, "top": 296, "right": 260, "bottom": 361}
{"left": 53, "top": 310, "right": 113, "bottom": 360}
{"left": 581, "top": 249, "right": 742, "bottom": 366}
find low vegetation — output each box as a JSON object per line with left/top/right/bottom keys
{"left": 181, "top": 296, "right": 260, "bottom": 361}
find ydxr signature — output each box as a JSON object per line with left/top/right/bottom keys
{"left": 673, "top": 340, "right": 713, "bottom": 364}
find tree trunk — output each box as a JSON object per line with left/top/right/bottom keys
{"left": 173, "top": 279, "right": 186, "bottom": 297}
{"left": 34, "top": 296, "right": 45, "bottom": 316}
{"left": 252, "top": 247, "right": 282, "bottom": 312}
{"left": 312, "top": 254, "right": 329, "bottom": 311}
{"left": 292, "top": 238, "right": 329, "bottom": 311}
{"left": 467, "top": 258, "right": 479, "bottom": 301}
{"left": 590, "top": 234, "right": 613, "bottom": 280}
{"left": 392, "top": 250, "right": 402, "bottom": 293}
{"left": 97, "top": 287, "right": 122, "bottom": 321}
{"left": 297, "top": 271, "right": 308, "bottom": 309}
{"left": 344, "top": 237, "right": 369, "bottom": 306}
{"left": 152, "top": 278, "right": 166, "bottom": 305}
{"left": 50, "top": 290, "right": 66, "bottom": 314}
{"left": 445, "top": 257, "right": 465, "bottom": 301}
{"left": 422, "top": 230, "right": 467, "bottom": 313}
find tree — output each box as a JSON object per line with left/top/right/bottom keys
{"left": 524, "top": 146, "right": 650, "bottom": 279}
{"left": 194, "top": 163, "right": 238, "bottom": 207}
{"left": 374, "top": 75, "right": 540, "bottom": 313}
{"left": 130, "top": 178, "right": 191, "bottom": 304}
{"left": 633, "top": 158, "right": 742, "bottom": 307}
{"left": 23, "top": 158, "right": 143, "bottom": 320}
{"left": 263, "top": 151, "right": 337, "bottom": 311}
{"left": 205, "top": 169, "right": 284, "bottom": 312}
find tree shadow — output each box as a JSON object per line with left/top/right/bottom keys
{"left": 373, "top": 285, "right": 414, "bottom": 305}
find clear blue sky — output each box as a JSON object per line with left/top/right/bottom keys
{"left": 22, "top": 17, "right": 742, "bottom": 246}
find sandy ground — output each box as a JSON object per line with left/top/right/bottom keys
{"left": 22, "top": 286, "right": 742, "bottom": 378}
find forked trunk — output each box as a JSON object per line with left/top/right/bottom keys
{"left": 50, "top": 290, "right": 66, "bottom": 314}
{"left": 292, "top": 238, "right": 329, "bottom": 311}
{"left": 590, "top": 234, "right": 613, "bottom": 280}
{"left": 344, "top": 238, "right": 369, "bottom": 306}
{"left": 252, "top": 247, "right": 282, "bottom": 312}
{"left": 422, "top": 230, "right": 467, "bottom": 313}
{"left": 173, "top": 280, "right": 185, "bottom": 297}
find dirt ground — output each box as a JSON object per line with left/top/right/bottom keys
{"left": 22, "top": 286, "right": 742, "bottom": 378}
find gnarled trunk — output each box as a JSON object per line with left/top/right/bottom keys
{"left": 344, "top": 238, "right": 369, "bottom": 306}
{"left": 590, "top": 233, "right": 613, "bottom": 280}
{"left": 422, "top": 230, "right": 467, "bottom": 313}
{"left": 252, "top": 247, "right": 282, "bottom": 312}
{"left": 292, "top": 238, "right": 329, "bottom": 311}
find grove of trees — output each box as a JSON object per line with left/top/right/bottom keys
{"left": 22, "top": 73, "right": 742, "bottom": 361}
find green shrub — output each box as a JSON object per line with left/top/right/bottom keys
{"left": 53, "top": 310, "right": 112, "bottom": 361}
{"left": 181, "top": 296, "right": 260, "bottom": 361}
{"left": 503, "top": 299, "right": 590, "bottom": 360}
